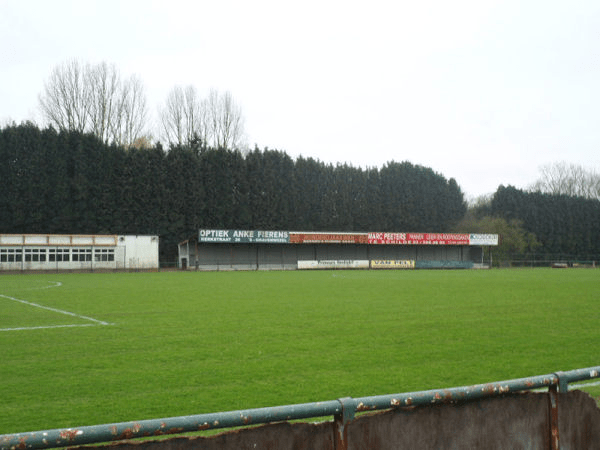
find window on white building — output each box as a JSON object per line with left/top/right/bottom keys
{"left": 94, "top": 248, "right": 115, "bottom": 262}
{"left": 49, "top": 248, "right": 70, "bottom": 262}
{"left": 25, "top": 248, "right": 47, "bottom": 262}
{"left": 72, "top": 248, "right": 92, "bottom": 262}
{"left": 0, "top": 248, "right": 23, "bottom": 262}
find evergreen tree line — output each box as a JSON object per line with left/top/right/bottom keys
{"left": 489, "top": 185, "right": 600, "bottom": 259}
{"left": 3, "top": 123, "right": 598, "bottom": 264}
{"left": 0, "top": 124, "right": 467, "bottom": 262}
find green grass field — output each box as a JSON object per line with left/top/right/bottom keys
{"left": 1, "top": 268, "right": 599, "bottom": 435}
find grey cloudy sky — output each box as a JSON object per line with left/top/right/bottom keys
{"left": 2, "top": 0, "right": 599, "bottom": 199}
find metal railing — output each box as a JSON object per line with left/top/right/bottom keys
{"left": 1, "top": 366, "right": 599, "bottom": 450}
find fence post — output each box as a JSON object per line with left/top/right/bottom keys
{"left": 334, "top": 397, "right": 356, "bottom": 450}
{"left": 548, "top": 385, "right": 560, "bottom": 450}
{"left": 549, "top": 371, "right": 568, "bottom": 450}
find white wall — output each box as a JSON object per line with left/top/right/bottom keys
{"left": 119, "top": 235, "right": 159, "bottom": 269}
{"left": 0, "top": 234, "right": 159, "bottom": 271}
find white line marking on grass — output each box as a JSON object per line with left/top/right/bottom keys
{"left": 9, "top": 281, "right": 63, "bottom": 291}
{"left": 570, "top": 380, "right": 600, "bottom": 390}
{"left": 0, "top": 281, "right": 113, "bottom": 331}
{"left": 1, "top": 324, "right": 100, "bottom": 331}
{"left": 532, "top": 380, "right": 600, "bottom": 392}
{"left": 38, "top": 281, "right": 62, "bottom": 289}
{"left": 0, "top": 294, "right": 111, "bottom": 325}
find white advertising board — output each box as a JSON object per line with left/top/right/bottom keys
{"left": 371, "top": 260, "right": 416, "bottom": 269}
{"left": 298, "top": 260, "right": 370, "bottom": 270}
{"left": 469, "top": 234, "right": 499, "bottom": 246}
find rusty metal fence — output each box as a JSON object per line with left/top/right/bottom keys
{"left": 2, "top": 366, "right": 599, "bottom": 450}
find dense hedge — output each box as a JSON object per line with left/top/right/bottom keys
{"left": 0, "top": 124, "right": 467, "bottom": 262}
{"left": 491, "top": 185, "right": 600, "bottom": 258}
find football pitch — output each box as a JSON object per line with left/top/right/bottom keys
{"left": 1, "top": 268, "right": 598, "bottom": 435}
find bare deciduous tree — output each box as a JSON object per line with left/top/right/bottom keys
{"left": 205, "top": 88, "right": 245, "bottom": 150}
{"left": 159, "top": 85, "right": 207, "bottom": 147}
{"left": 159, "top": 87, "right": 245, "bottom": 150}
{"left": 39, "top": 59, "right": 91, "bottom": 134}
{"left": 113, "top": 74, "right": 148, "bottom": 147}
{"left": 38, "top": 60, "right": 149, "bottom": 147}
{"left": 530, "top": 162, "right": 600, "bottom": 200}
{"left": 87, "top": 61, "right": 120, "bottom": 143}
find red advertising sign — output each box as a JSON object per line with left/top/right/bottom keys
{"left": 289, "top": 232, "right": 369, "bottom": 244}
{"left": 368, "top": 232, "right": 470, "bottom": 245}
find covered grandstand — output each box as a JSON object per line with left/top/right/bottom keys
{"left": 178, "top": 230, "right": 498, "bottom": 271}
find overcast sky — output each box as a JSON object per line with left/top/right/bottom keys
{"left": 2, "top": 0, "right": 600, "bottom": 199}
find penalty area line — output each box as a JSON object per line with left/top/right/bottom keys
{"left": 0, "top": 288, "right": 113, "bottom": 331}
{"left": 0, "top": 294, "right": 111, "bottom": 325}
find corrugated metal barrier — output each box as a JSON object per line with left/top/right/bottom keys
{"left": 1, "top": 366, "right": 599, "bottom": 450}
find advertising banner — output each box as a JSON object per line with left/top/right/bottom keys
{"left": 289, "top": 232, "right": 369, "bottom": 244}
{"left": 370, "top": 260, "right": 415, "bottom": 269}
{"left": 298, "top": 260, "right": 370, "bottom": 269}
{"left": 196, "top": 230, "right": 498, "bottom": 246}
{"left": 469, "top": 234, "right": 499, "bottom": 246}
{"left": 199, "top": 229, "right": 290, "bottom": 244}
{"left": 368, "top": 232, "right": 470, "bottom": 245}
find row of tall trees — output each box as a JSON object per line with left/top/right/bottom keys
{"left": 0, "top": 124, "right": 466, "bottom": 261}
{"left": 4, "top": 124, "right": 598, "bottom": 264}
{"left": 489, "top": 185, "right": 600, "bottom": 259}
{"left": 528, "top": 161, "right": 600, "bottom": 200}
{"left": 38, "top": 60, "right": 149, "bottom": 147}
{"left": 37, "top": 59, "right": 246, "bottom": 150}
{"left": 159, "top": 86, "right": 245, "bottom": 149}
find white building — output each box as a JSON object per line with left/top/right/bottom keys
{"left": 0, "top": 234, "right": 159, "bottom": 271}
